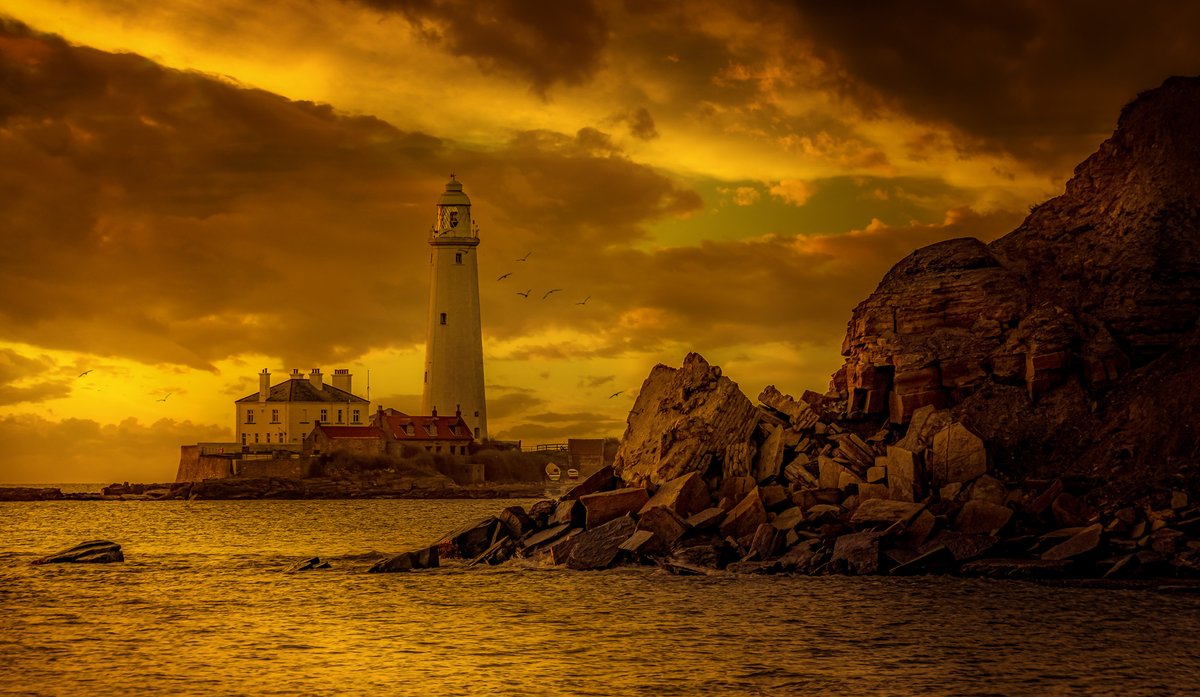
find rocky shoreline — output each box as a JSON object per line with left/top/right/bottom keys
{"left": 0, "top": 478, "right": 549, "bottom": 502}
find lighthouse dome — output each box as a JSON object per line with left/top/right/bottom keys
{"left": 438, "top": 176, "right": 471, "bottom": 206}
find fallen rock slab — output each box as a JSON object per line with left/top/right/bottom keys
{"left": 580, "top": 487, "right": 650, "bottom": 529}
{"left": 954, "top": 501, "right": 1014, "bottom": 535}
{"left": 719, "top": 487, "right": 768, "bottom": 539}
{"left": 929, "top": 422, "right": 988, "bottom": 487}
{"left": 32, "top": 540, "right": 124, "bottom": 565}
{"left": 850, "top": 499, "right": 924, "bottom": 526}
{"left": 959, "top": 558, "right": 1073, "bottom": 579}
{"left": 1042, "top": 523, "right": 1103, "bottom": 561}
{"left": 639, "top": 471, "right": 710, "bottom": 518}
{"left": 832, "top": 531, "right": 884, "bottom": 575}
{"left": 368, "top": 545, "right": 439, "bottom": 573}
{"left": 566, "top": 515, "right": 638, "bottom": 570}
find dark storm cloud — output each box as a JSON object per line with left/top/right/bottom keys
{"left": 0, "top": 349, "right": 72, "bottom": 406}
{"left": 790, "top": 0, "right": 1200, "bottom": 170}
{"left": 350, "top": 0, "right": 608, "bottom": 92}
{"left": 485, "top": 391, "right": 546, "bottom": 419}
{"left": 0, "top": 21, "right": 700, "bottom": 369}
{"left": 624, "top": 107, "right": 658, "bottom": 140}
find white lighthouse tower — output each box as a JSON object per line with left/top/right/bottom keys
{"left": 422, "top": 175, "right": 488, "bottom": 440}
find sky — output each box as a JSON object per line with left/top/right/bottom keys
{"left": 2, "top": 0, "right": 1198, "bottom": 483}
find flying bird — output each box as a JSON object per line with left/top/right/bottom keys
{"left": 497, "top": 272, "right": 513, "bottom": 281}
{"left": 516, "top": 289, "right": 532, "bottom": 298}
{"left": 516, "top": 252, "right": 532, "bottom": 262}
{"left": 609, "top": 390, "right": 624, "bottom": 399}
{"left": 576, "top": 296, "right": 590, "bottom": 306}
{"left": 156, "top": 392, "right": 172, "bottom": 402}
{"left": 77, "top": 369, "right": 93, "bottom": 378}
{"left": 542, "top": 289, "right": 562, "bottom": 299}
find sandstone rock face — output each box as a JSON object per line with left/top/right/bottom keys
{"left": 613, "top": 353, "right": 761, "bottom": 487}
{"left": 32, "top": 540, "right": 124, "bottom": 564}
{"left": 831, "top": 76, "right": 1200, "bottom": 488}
{"left": 928, "top": 423, "right": 987, "bottom": 487}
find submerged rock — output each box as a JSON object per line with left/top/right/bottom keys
{"left": 367, "top": 545, "right": 439, "bottom": 573}
{"left": 32, "top": 540, "right": 124, "bottom": 564}
{"left": 286, "top": 557, "right": 331, "bottom": 572}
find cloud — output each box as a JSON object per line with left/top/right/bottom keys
{"left": 791, "top": 0, "right": 1200, "bottom": 171}
{"left": 485, "top": 391, "right": 546, "bottom": 419}
{"left": 718, "top": 185, "right": 761, "bottom": 206}
{"left": 0, "top": 348, "right": 72, "bottom": 405}
{"left": 350, "top": 0, "right": 608, "bottom": 93}
{"left": 624, "top": 106, "right": 659, "bottom": 140}
{"left": 577, "top": 374, "right": 615, "bottom": 389}
{"left": 0, "top": 414, "right": 227, "bottom": 483}
{"left": 769, "top": 179, "right": 815, "bottom": 206}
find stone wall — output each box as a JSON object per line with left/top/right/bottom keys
{"left": 175, "top": 446, "right": 235, "bottom": 482}
{"left": 236, "top": 457, "right": 317, "bottom": 479}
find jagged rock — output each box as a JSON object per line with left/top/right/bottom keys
{"left": 782, "top": 454, "right": 818, "bottom": 487}
{"left": 468, "top": 537, "right": 515, "bottom": 567}
{"left": 929, "top": 422, "right": 988, "bottom": 487}
{"left": 750, "top": 523, "right": 784, "bottom": 559}
{"left": 759, "top": 484, "right": 788, "bottom": 512}
{"left": 831, "top": 433, "right": 875, "bottom": 473}
{"left": 717, "top": 476, "right": 755, "bottom": 510}
{"left": 0, "top": 487, "right": 64, "bottom": 501}
{"left": 866, "top": 466, "right": 886, "bottom": 483}
{"left": 519, "top": 523, "right": 571, "bottom": 557}
{"left": 771, "top": 506, "right": 805, "bottom": 531}
{"left": 758, "top": 385, "right": 821, "bottom": 429}
{"left": 580, "top": 487, "right": 650, "bottom": 529}
{"left": 968, "top": 475, "right": 1009, "bottom": 506}
{"left": 565, "top": 515, "right": 638, "bottom": 570}
{"left": 546, "top": 529, "right": 584, "bottom": 565}
{"left": 754, "top": 424, "right": 787, "bottom": 482}
{"left": 562, "top": 465, "right": 617, "bottom": 500}
{"left": 550, "top": 499, "right": 583, "bottom": 528}
{"left": 857, "top": 483, "right": 888, "bottom": 501}
{"left": 832, "top": 531, "right": 883, "bottom": 575}
{"left": 850, "top": 499, "right": 924, "bottom": 526}
{"left": 889, "top": 545, "right": 955, "bottom": 575}
{"left": 639, "top": 471, "right": 710, "bottom": 518}
{"left": 924, "top": 531, "right": 999, "bottom": 561}
{"left": 440, "top": 517, "right": 498, "bottom": 559}
{"left": 636, "top": 506, "right": 688, "bottom": 555}
{"left": 32, "top": 540, "right": 124, "bottom": 564}
{"left": 884, "top": 445, "right": 919, "bottom": 502}
{"left": 901, "top": 510, "right": 938, "bottom": 549}
{"left": 613, "top": 353, "right": 761, "bottom": 487}
{"left": 895, "top": 406, "right": 953, "bottom": 452}
{"left": 286, "top": 556, "right": 330, "bottom": 572}
{"left": 527, "top": 499, "right": 556, "bottom": 527}
{"left": 1051, "top": 492, "right": 1098, "bottom": 528}
{"left": 686, "top": 507, "right": 725, "bottom": 531}
{"left": 368, "top": 545, "right": 439, "bottom": 573}
{"left": 1042, "top": 524, "right": 1103, "bottom": 561}
{"left": 719, "top": 487, "right": 768, "bottom": 539}
{"left": 618, "top": 530, "right": 655, "bottom": 554}
{"left": 954, "top": 501, "right": 1014, "bottom": 535}
{"left": 498, "top": 506, "right": 535, "bottom": 539}
{"left": 723, "top": 442, "right": 756, "bottom": 479}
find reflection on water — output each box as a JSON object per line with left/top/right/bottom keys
{"left": 2, "top": 499, "right": 1199, "bottom": 695}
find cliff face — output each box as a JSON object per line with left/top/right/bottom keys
{"left": 835, "top": 76, "right": 1200, "bottom": 490}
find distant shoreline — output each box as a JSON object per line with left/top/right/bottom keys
{"left": 0, "top": 479, "right": 553, "bottom": 502}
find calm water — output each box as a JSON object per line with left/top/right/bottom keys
{"left": 2, "top": 496, "right": 1200, "bottom": 695}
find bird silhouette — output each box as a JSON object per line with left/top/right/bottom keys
{"left": 609, "top": 390, "right": 624, "bottom": 399}
{"left": 156, "top": 392, "right": 172, "bottom": 402}
{"left": 576, "top": 296, "right": 590, "bottom": 306}
{"left": 497, "top": 272, "right": 513, "bottom": 281}
{"left": 77, "top": 369, "right": 93, "bottom": 378}
{"left": 516, "top": 289, "right": 532, "bottom": 298}
{"left": 516, "top": 252, "right": 532, "bottom": 262}
{"left": 542, "top": 288, "right": 562, "bottom": 299}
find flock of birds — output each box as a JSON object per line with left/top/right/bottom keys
{"left": 497, "top": 251, "right": 590, "bottom": 305}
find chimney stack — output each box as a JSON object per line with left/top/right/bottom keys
{"left": 259, "top": 369, "right": 270, "bottom": 401}
{"left": 309, "top": 368, "right": 323, "bottom": 390}
{"left": 332, "top": 368, "right": 352, "bottom": 394}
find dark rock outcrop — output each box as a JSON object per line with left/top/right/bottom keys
{"left": 367, "top": 545, "right": 439, "bottom": 573}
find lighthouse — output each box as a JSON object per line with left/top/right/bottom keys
{"left": 422, "top": 175, "right": 488, "bottom": 440}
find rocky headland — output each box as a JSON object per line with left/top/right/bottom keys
{"left": 390, "top": 77, "right": 1200, "bottom": 582}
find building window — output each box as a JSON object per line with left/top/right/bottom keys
{"left": 337, "top": 409, "right": 343, "bottom": 424}
{"left": 246, "top": 410, "right": 255, "bottom": 424}
{"left": 455, "top": 252, "right": 462, "bottom": 264}
{"left": 320, "top": 409, "right": 327, "bottom": 423}
{"left": 301, "top": 409, "right": 308, "bottom": 424}
{"left": 423, "top": 371, "right": 428, "bottom": 383}
{"left": 474, "top": 427, "right": 480, "bottom": 439}
{"left": 406, "top": 424, "right": 414, "bottom": 436}
{"left": 449, "top": 425, "right": 457, "bottom": 435}
{"left": 271, "top": 409, "right": 279, "bottom": 423}
{"left": 426, "top": 424, "right": 437, "bottom": 436}
{"left": 440, "top": 312, "right": 447, "bottom": 325}
{"left": 352, "top": 409, "right": 360, "bottom": 424}
{"left": 474, "top": 410, "right": 479, "bottom": 417}
{"left": 435, "top": 445, "right": 441, "bottom": 453}
{"left": 242, "top": 433, "right": 247, "bottom": 445}
{"left": 254, "top": 433, "right": 259, "bottom": 443}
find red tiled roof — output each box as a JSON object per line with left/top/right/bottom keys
{"left": 376, "top": 408, "right": 473, "bottom": 441}
{"left": 313, "top": 425, "right": 385, "bottom": 440}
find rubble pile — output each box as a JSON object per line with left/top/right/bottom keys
{"left": 440, "top": 354, "right": 1200, "bottom": 579}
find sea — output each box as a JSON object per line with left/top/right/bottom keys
{"left": 2, "top": 484, "right": 1200, "bottom": 696}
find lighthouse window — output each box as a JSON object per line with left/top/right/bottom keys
{"left": 440, "top": 313, "right": 447, "bottom": 325}
{"left": 455, "top": 253, "right": 462, "bottom": 264}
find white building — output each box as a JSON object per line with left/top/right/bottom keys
{"left": 235, "top": 368, "right": 370, "bottom": 450}
{"left": 422, "top": 176, "right": 489, "bottom": 440}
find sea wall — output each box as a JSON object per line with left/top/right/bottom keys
{"left": 236, "top": 457, "right": 317, "bottom": 479}
{"left": 176, "top": 446, "right": 235, "bottom": 482}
